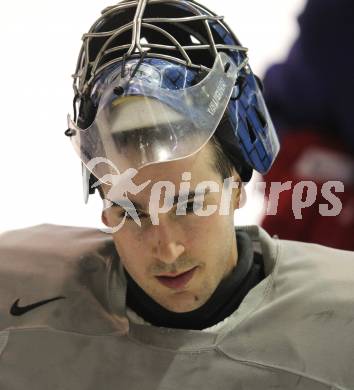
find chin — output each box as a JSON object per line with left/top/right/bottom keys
{"left": 160, "top": 292, "right": 205, "bottom": 313}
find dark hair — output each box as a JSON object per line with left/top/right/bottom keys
{"left": 206, "top": 135, "right": 236, "bottom": 181}
{"left": 96, "top": 182, "right": 106, "bottom": 199}
{"left": 213, "top": 114, "right": 253, "bottom": 182}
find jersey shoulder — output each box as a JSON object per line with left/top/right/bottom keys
{"left": 0, "top": 224, "right": 120, "bottom": 334}
{"left": 228, "top": 227, "right": 354, "bottom": 386}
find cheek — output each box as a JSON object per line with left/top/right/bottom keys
{"left": 194, "top": 214, "right": 234, "bottom": 266}
{"left": 191, "top": 211, "right": 232, "bottom": 237}
{"left": 181, "top": 214, "right": 229, "bottom": 261}
{"left": 112, "top": 230, "right": 149, "bottom": 276}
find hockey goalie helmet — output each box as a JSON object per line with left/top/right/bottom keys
{"left": 66, "top": 0, "right": 279, "bottom": 201}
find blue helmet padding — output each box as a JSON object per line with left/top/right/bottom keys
{"left": 91, "top": 57, "right": 200, "bottom": 106}
{"left": 210, "top": 22, "right": 279, "bottom": 175}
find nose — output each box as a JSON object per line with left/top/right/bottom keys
{"left": 151, "top": 222, "right": 186, "bottom": 264}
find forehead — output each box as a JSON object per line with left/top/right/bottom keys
{"left": 138, "top": 142, "right": 216, "bottom": 183}
{"left": 100, "top": 142, "right": 219, "bottom": 201}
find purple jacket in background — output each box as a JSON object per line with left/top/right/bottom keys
{"left": 263, "top": 0, "right": 354, "bottom": 152}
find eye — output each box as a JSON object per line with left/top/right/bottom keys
{"left": 120, "top": 209, "right": 149, "bottom": 221}
{"left": 185, "top": 201, "right": 204, "bottom": 214}
{"left": 185, "top": 202, "right": 194, "bottom": 213}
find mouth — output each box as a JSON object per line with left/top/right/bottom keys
{"left": 155, "top": 266, "right": 198, "bottom": 290}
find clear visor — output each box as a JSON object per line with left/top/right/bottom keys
{"left": 67, "top": 52, "right": 238, "bottom": 182}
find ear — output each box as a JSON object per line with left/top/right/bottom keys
{"left": 99, "top": 186, "right": 113, "bottom": 228}
{"left": 101, "top": 198, "right": 115, "bottom": 228}
{"left": 238, "top": 183, "right": 247, "bottom": 209}
{"left": 101, "top": 210, "right": 110, "bottom": 227}
{"left": 231, "top": 169, "right": 243, "bottom": 211}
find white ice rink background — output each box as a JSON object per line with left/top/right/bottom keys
{"left": 0, "top": 0, "right": 306, "bottom": 233}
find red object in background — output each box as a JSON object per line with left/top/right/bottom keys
{"left": 261, "top": 131, "right": 354, "bottom": 251}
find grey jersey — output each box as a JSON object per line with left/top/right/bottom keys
{"left": 0, "top": 224, "right": 353, "bottom": 390}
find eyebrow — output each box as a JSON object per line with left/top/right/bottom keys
{"left": 168, "top": 188, "right": 211, "bottom": 205}
{"left": 109, "top": 188, "right": 211, "bottom": 212}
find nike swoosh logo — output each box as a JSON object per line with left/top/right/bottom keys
{"left": 10, "top": 296, "right": 66, "bottom": 316}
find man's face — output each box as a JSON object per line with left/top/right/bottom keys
{"left": 101, "top": 143, "right": 241, "bottom": 313}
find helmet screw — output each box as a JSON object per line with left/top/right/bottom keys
{"left": 113, "top": 86, "right": 124, "bottom": 96}
{"left": 65, "top": 129, "right": 76, "bottom": 137}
